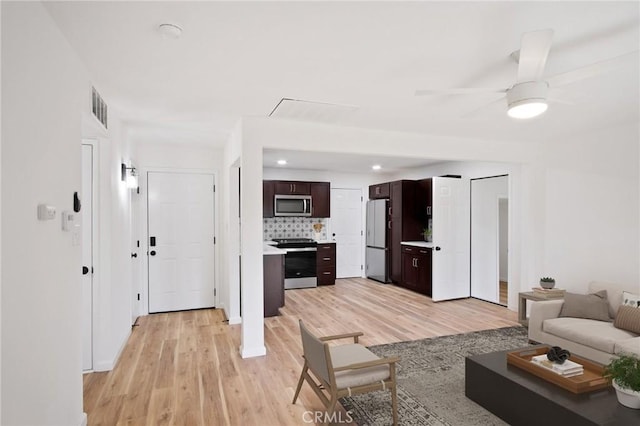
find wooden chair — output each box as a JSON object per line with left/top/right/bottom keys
{"left": 292, "top": 320, "right": 400, "bottom": 425}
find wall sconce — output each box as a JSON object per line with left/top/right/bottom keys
{"left": 121, "top": 163, "right": 138, "bottom": 189}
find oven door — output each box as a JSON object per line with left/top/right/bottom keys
{"left": 284, "top": 248, "right": 317, "bottom": 289}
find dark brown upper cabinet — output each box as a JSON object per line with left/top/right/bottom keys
{"left": 369, "top": 182, "right": 390, "bottom": 199}
{"left": 274, "top": 181, "right": 311, "bottom": 195}
{"left": 310, "top": 182, "right": 330, "bottom": 218}
{"left": 263, "top": 180, "right": 275, "bottom": 218}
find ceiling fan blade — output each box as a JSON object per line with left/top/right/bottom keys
{"left": 415, "top": 88, "right": 506, "bottom": 96}
{"left": 547, "top": 50, "right": 639, "bottom": 88}
{"left": 460, "top": 96, "right": 505, "bottom": 119}
{"left": 517, "top": 29, "right": 554, "bottom": 83}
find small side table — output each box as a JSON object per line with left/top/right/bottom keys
{"left": 518, "top": 291, "right": 564, "bottom": 327}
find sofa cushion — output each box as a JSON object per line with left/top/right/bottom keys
{"left": 559, "top": 290, "right": 611, "bottom": 322}
{"left": 589, "top": 281, "right": 628, "bottom": 318}
{"left": 614, "top": 337, "right": 640, "bottom": 357}
{"left": 543, "top": 317, "right": 637, "bottom": 354}
{"left": 622, "top": 291, "right": 640, "bottom": 308}
{"left": 614, "top": 305, "right": 640, "bottom": 334}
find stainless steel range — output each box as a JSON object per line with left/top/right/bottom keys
{"left": 273, "top": 238, "right": 317, "bottom": 289}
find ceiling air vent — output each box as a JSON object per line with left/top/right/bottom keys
{"left": 91, "top": 87, "right": 108, "bottom": 129}
{"left": 269, "top": 98, "right": 358, "bottom": 125}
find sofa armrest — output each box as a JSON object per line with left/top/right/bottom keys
{"left": 528, "top": 300, "right": 564, "bottom": 342}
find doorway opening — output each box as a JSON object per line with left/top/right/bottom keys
{"left": 470, "top": 175, "right": 509, "bottom": 306}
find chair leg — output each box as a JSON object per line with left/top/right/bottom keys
{"left": 327, "top": 394, "right": 338, "bottom": 424}
{"left": 391, "top": 384, "right": 398, "bottom": 426}
{"left": 292, "top": 362, "right": 308, "bottom": 404}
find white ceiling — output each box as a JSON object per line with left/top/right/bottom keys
{"left": 44, "top": 1, "right": 639, "bottom": 171}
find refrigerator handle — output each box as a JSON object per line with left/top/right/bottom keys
{"left": 388, "top": 220, "right": 391, "bottom": 229}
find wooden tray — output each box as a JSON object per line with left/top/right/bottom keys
{"left": 506, "top": 346, "right": 611, "bottom": 394}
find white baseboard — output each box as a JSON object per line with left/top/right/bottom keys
{"left": 93, "top": 327, "right": 131, "bottom": 371}
{"left": 79, "top": 412, "right": 87, "bottom": 426}
{"left": 228, "top": 316, "right": 242, "bottom": 325}
{"left": 240, "top": 344, "right": 266, "bottom": 358}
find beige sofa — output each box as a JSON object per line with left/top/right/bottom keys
{"left": 528, "top": 281, "right": 640, "bottom": 365}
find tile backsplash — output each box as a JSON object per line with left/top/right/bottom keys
{"left": 264, "top": 217, "right": 329, "bottom": 241}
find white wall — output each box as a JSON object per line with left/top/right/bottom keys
{"left": 1, "top": 2, "right": 85, "bottom": 424}
{"left": 540, "top": 123, "right": 639, "bottom": 292}
{"left": 131, "top": 141, "right": 222, "bottom": 317}
{"left": 220, "top": 122, "right": 242, "bottom": 325}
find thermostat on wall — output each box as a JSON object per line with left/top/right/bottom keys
{"left": 37, "top": 204, "right": 56, "bottom": 220}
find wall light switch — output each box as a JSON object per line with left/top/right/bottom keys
{"left": 61, "top": 210, "right": 75, "bottom": 231}
{"left": 37, "top": 204, "right": 56, "bottom": 220}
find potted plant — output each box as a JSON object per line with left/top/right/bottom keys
{"left": 605, "top": 353, "right": 640, "bottom": 409}
{"left": 422, "top": 227, "right": 432, "bottom": 242}
{"left": 539, "top": 277, "right": 556, "bottom": 289}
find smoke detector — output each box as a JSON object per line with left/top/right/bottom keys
{"left": 158, "top": 23, "right": 183, "bottom": 39}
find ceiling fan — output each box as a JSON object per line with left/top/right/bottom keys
{"left": 415, "top": 29, "right": 638, "bottom": 119}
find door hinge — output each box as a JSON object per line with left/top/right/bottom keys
{"left": 136, "top": 240, "right": 140, "bottom": 248}
{"left": 213, "top": 185, "right": 216, "bottom": 192}
{"left": 214, "top": 288, "right": 217, "bottom": 297}
{"left": 137, "top": 293, "right": 140, "bottom": 301}
{"left": 214, "top": 236, "right": 216, "bottom": 244}
{"left": 361, "top": 230, "right": 363, "bottom": 236}
{"left": 91, "top": 266, "right": 94, "bottom": 274}
{"left": 136, "top": 186, "right": 140, "bottom": 194}
{"left": 361, "top": 196, "right": 363, "bottom": 202}
{"left": 361, "top": 264, "right": 364, "bottom": 270}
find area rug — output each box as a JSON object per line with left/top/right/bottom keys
{"left": 339, "top": 326, "right": 530, "bottom": 426}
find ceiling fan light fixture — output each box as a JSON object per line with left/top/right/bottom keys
{"left": 506, "top": 81, "right": 549, "bottom": 119}
{"left": 507, "top": 99, "right": 548, "bottom": 119}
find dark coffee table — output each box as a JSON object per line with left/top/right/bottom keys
{"left": 465, "top": 346, "right": 640, "bottom": 426}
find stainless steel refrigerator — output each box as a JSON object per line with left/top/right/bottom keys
{"left": 365, "top": 199, "right": 390, "bottom": 283}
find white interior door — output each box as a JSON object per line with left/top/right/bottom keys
{"left": 148, "top": 172, "right": 215, "bottom": 313}
{"left": 470, "top": 176, "right": 508, "bottom": 304}
{"left": 431, "top": 177, "right": 470, "bottom": 302}
{"left": 130, "top": 182, "right": 141, "bottom": 325}
{"left": 81, "top": 144, "right": 93, "bottom": 371}
{"left": 330, "top": 188, "right": 363, "bottom": 278}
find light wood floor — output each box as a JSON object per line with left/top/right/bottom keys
{"left": 500, "top": 280, "right": 508, "bottom": 305}
{"left": 84, "top": 278, "right": 518, "bottom": 425}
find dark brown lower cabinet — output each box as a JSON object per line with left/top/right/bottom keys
{"left": 400, "top": 246, "right": 432, "bottom": 296}
{"left": 263, "top": 254, "right": 284, "bottom": 317}
{"left": 316, "top": 243, "right": 336, "bottom": 285}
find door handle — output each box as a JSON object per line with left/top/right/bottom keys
{"left": 150, "top": 250, "right": 157, "bottom": 256}
{"left": 82, "top": 266, "right": 89, "bottom": 275}
{"left": 434, "top": 246, "right": 441, "bottom": 251}
{"left": 131, "top": 253, "right": 137, "bottom": 258}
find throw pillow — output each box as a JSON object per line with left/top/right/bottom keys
{"left": 559, "top": 290, "right": 612, "bottom": 322}
{"left": 621, "top": 291, "right": 640, "bottom": 308}
{"left": 614, "top": 305, "right": 640, "bottom": 334}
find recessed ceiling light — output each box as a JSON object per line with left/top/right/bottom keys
{"left": 158, "top": 23, "right": 183, "bottom": 39}
{"left": 372, "top": 165, "right": 382, "bottom": 171}
{"left": 277, "top": 159, "right": 287, "bottom": 165}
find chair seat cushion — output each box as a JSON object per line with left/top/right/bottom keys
{"left": 330, "top": 344, "right": 390, "bottom": 389}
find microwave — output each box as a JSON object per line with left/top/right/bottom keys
{"left": 274, "top": 195, "right": 312, "bottom": 217}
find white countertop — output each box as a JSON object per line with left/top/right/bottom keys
{"left": 401, "top": 241, "right": 434, "bottom": 248}
{"left": 263, "top": 243, "right": 286, "bottom": 255}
